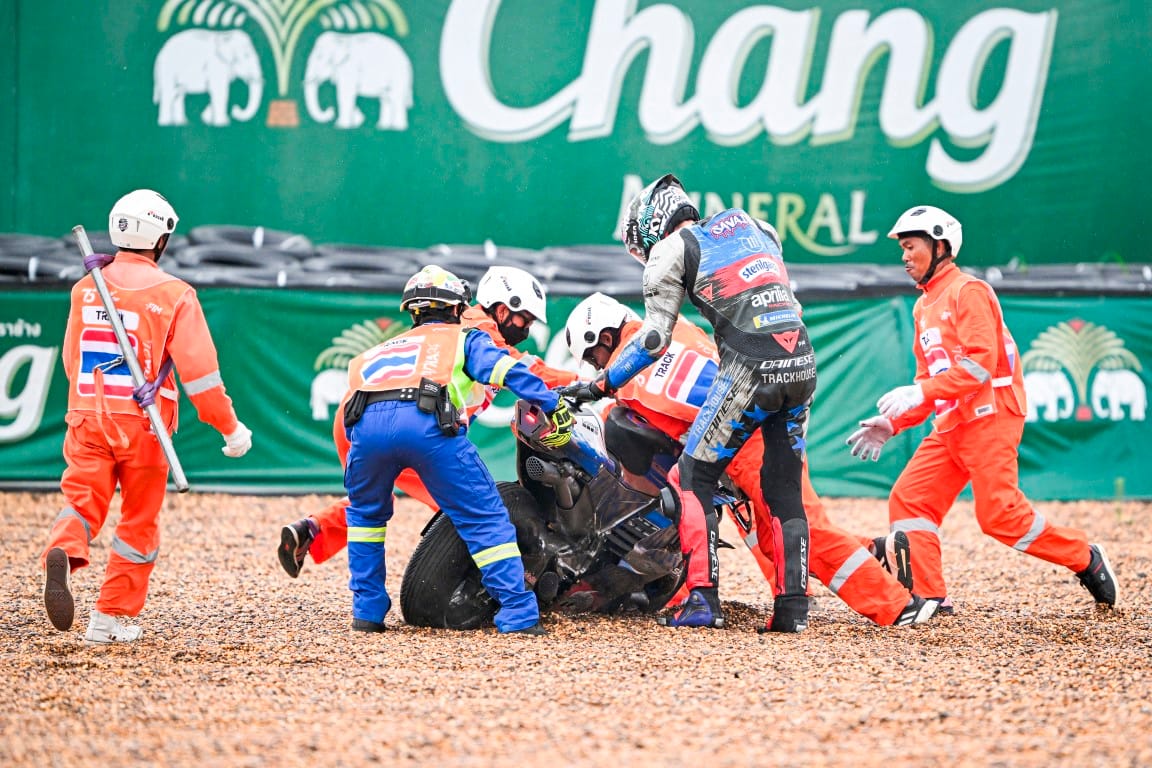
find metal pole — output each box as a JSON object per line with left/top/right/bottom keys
{"left": 73, "top": 225, "right": 190, "bottom": 492}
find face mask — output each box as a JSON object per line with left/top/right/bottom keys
{"left": 499, "top": 319, "right": 530, "bottom": 347}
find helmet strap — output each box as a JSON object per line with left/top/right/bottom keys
{"left": 917, "top": 238, "right": 953, "bottom": 287}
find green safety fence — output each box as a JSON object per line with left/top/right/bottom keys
{"left": 3, "top": 288, "right": 1148, "bottom": 499}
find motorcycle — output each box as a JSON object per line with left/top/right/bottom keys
{"left": 399, "top": 398, "right": 756, "bottom": 630}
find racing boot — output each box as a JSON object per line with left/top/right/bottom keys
{"left": 656, "top": 587, "right": 724, "bottom": 628}
{"left": 278, "top": 518, "right": 317, "bottom": 578}
{"left": 871, "top": 531, "right": 913, "bottom": 591}
{"left": 1076, "top": 544, "right": 1118, "bottom": 606}
{"left": 764, "top": 595, "right": 809, "bottom": 633}
{"left": 892, "top": 595, "right": 939, "bottom": 627}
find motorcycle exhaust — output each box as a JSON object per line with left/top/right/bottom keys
{"left": 525, "top": 456, "right": 579, "bottom": 509}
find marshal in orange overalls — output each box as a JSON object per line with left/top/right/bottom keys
{"left": 886, "top": 261, "right": 1092, "bottom": 602}
{"left": 43, "top": 251, "right": 243, "bottom": 618}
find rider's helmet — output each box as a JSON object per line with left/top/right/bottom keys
{"left": 108, "top": 189, "right": 179, "bottom": 251}
{"left": 564, "top": 292, "right": 640, "bottom": 364}
{"left": 619, "top": 174, "right": 699, "bottom": 264}
{"left": 400, "top": 265, "right": 472, "bottom": 314}
{"left": 475, "top": 266, "right": 549, "bottom": 322}
{"left": 887, "top": 205, "right": 963, "bottom": 257}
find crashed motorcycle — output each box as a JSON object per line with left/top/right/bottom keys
{"left": 400, "top": 398, "right": 753, "bottom": 630}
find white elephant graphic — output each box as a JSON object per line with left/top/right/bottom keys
{"left": 310, "top": 368, "right": 348, "bottom": 421}
{"left": 154, "top": 29, "right": 264, "bottom": 126}
{"left": 1023, "top": 370, "right": 1074, "bottom": 422}
{"left": 304, "top": 32, "right": 412, "bottom": 130}
{"left": 1091, "top": 369, "right": 1146, "bottom": 421}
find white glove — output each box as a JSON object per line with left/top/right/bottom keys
{"left": 876, "top": 384, "right": 925, "bottom": 420}
{"left": 221, "top": 421, "right": 252, "bottom": 458}
{"left": 846, "top": 417, "right": 894, "bottom": 462}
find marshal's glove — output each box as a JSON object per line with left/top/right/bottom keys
{"left": 221, "top": 421, "right": 253, "bottom": 458}
{"left": 539, "top": 399, "right": 574, "bottom": 448}
{"left": 133, "top": 358, "right": 175, "bottom": 410}
{"left": 877, "top": 384, "right": 924, "bottom": 420}
{"left": 83, "top": 252, "right": 114, "bottom": 272}
{"left": 846, "top": 416, "right": 895, "bottom": 462}
{"left": 560, "top": 372, "right": 613, "bottom": 404}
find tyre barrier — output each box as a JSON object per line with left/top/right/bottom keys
{"left": 187, "top": 225, "right": 314, "bottom": 255}
{"left": 174, "top": 243, "right": 304, "bottom": 271}
{"left": 304, "top": 245, "right": 424, "bottom": 276}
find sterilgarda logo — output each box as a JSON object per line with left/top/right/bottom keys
{"left": 154, "top": 0, "right": 412, "bottom": 129}
{"left": 310, "top": 318, "right": 404, "bottom": 420}
{"left": 1021, "top": 319, "right": 1146, "bottom": 423}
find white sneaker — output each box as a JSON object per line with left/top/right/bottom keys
{"left": 84, "top": 610, "right": 143, "bottom": 645}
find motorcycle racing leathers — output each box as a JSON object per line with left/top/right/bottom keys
{"left": 611, "top": 318, "right": 916, "bottom": 625}
{"left": 604, "top": 209, "right": 816, "bottom": 626}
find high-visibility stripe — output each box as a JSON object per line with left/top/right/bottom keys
{"left": 1012, "top": 511, "right": 1046, "bottom": 552}
{"left": 490, "top": 356, "right": 518, "bottom": 388}
{"left": 111, "top": 536, "right": 159, "bottom": 564}
{"left": 183, "top": 370, "right": 224, "bottom": 395}
{"left": 348, "top": 526, "right": 388, "bottom": 543}
{"left": 55, "top": 507, "right": 92, "bottom": 543}
{"left": 827, "top": 547, "right": 872, "bottom": 594}
{"left": 473, "top": 541, "right": 520, "bottom": 568}
{"left": 892, "top": 518, "right": 940, "bottom": 537}
{"left": 956, "top": 356, "right": 991, "bottom": 384}
{"left": 991, "top": 376, "right": 1013, "bottom": 388}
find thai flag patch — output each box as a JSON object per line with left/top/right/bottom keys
{"left": 77, "top": 328, "right": 137, "bottom": 398}
{"left": 646, "top": 342, "right": 716, "bottom": 407}
{"left": 361, "top": 338, "right": 422, "bottom": 385}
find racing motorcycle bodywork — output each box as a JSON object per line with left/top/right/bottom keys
{"left": 400, "top": 399, "right": 718, "bottom": 630}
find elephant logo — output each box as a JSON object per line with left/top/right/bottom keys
{"left": 1021, "top": 318, "right": 1144, "bottom": 422}
{"left": 155, "top": 29, "right": 264, "bottom": 126}
{"left": 1023, "top": 371, "right": 1073, "bottom": 422}
{"left": 1091, "top": 368, "right": 1146, "bottom": 421}
{"left": 310, "top": 318, "right": 404, "bottom": 421}
{"left": 304, "top": 32, "right": 413, "bottom": 130}
{"left": 155, "top": 0, "right": 410, "bottom": 128}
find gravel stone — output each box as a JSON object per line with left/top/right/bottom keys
{"left": 3, "top": 491, "right": 1150, "bottom": 766}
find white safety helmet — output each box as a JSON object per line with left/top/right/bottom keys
{"left": 887, "top": 205, "right": 963, "bottom": 257}
{"left": 564, "top": 292, "right": 640, "bottom": 363}
{"left": 108, "top": 189, "right": 179, "bottom": 250}
{"left": 475, "top": 266, "right": 549, "bottom": 322}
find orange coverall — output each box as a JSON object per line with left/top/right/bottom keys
{"left": 613, "top": 318, "right": 915, "bottom": 625}
{"left": 303, "top": 305, "right": 577, "bottom": 565}
{"left": 42, "top": 251, "right": 241, "bottom": 617}
{"left": 887, "top": 261, "right": 1091, "bottom": 601}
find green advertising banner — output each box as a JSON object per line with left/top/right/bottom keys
{"left": 2, "top": 1, "right": 1150, "bottom": 265}
{"left": 3, "top": 287, "right": 1149, "bottom": 500}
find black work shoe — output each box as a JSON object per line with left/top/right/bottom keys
{"left": 43, "top": 547, "right": 75, "bottom": 631}
{"left": 872, "top": 532, "right": 913, "bottom": 591}
{"left": 893, "top": 595, "right": 939, "bottom": 627}
{"left": 1076, "top": 544, "right": 1118, "bottom": 606}
{"left": 278, "top": 519, "right": 315, "bottom": 578}
{"left": 507, "top": 623, "right": 547, "bottom": 636}
{"left": 352, "top": 618, "right": 387, "bottom": 633}
{"left": 656, "top": 588, "right": 725, "bottom": 628}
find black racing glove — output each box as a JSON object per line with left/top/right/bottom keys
{"left": 559, "top": 372, "right": 613, "bottom": 404}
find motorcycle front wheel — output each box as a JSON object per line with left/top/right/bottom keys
{"left": 400, "top": 481, "right": 537, "bottom": 630}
